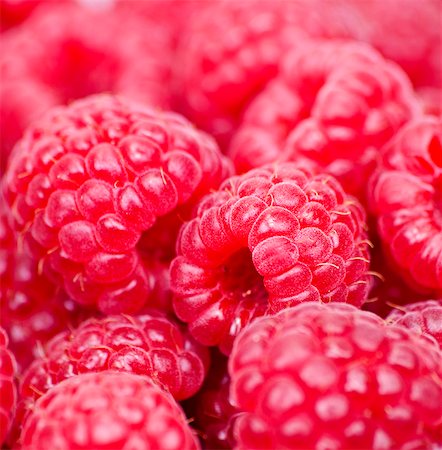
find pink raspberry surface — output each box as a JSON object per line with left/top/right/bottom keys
{"left": 229, "top": 40, "right": 420, "bottom": 202}
{"left": 369, "top": 116, "right": 442, "bottom": 294}
{"left": 20, "top": 311, "right": 210, "bottom": 403}
{"left": 0, "top": 2, "right": 173, "bottom": 165}
{"left": 20, "top": 371, "right": 200, "bottom": 450}
{"left": 0, "top": 203, "right": 88, "bottom": 373}
{"left": 386, "top": 300, "right": 442, "bottom": 348}
{"left": 0, "top": 327, "right": 17, "bottom": 445}
{"left": 3, "top": 94, "right": 231, "bottom": 314}
{"left": 186, "top": 349, "right": 236, "bottom": 449}
{"left": 171, "top": 163, "right": 371, "bottom": 354}
{"left": 229, "top": 302, "right": 442, "bottom": 449}
{"left": 176, "top": 0, "right": 331, "bottom": 147}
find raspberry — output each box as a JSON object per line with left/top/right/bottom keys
{"left": 369, "top": 116, "right": 442, "bottom": 294}
{"left": 186, "top": 349, "right": 236, "bottom": 449}
{"left": 176, "top": 0, "right": 330, "bottom": 147}
{"left": 386, "top": 300, "right": 442, "bottom": 348}
{"left": 171, "top": 163, "right": 371, "bottom": 354}
{"left": 3, "top": 94, "right": 231, "bottom": 314}
{"left": 0, "top": 203, "right": 88, "bottom": 372}
{"left": 21, "top": 311, "right": 210, "bottom": 403}
{"left": 229, "top": 302, "right": 442, "bottom": 449}
{"left": 229, "top": 40, "right": 420, "bottom": 202}
{"left": 0, "top": 2, "right": 173, "bottom": 164}
{"left": 0, "top": 327, "right": 17, "bottom": 446}
{"left": 20, "top": 371, "right": 200, "bottom": 450}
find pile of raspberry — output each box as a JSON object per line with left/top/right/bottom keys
{"left": 1, "top": 2, "right": 441, "bottom": 449}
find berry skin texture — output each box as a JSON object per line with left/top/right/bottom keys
{"left": 229, "top": 40, "right": 420, "bottom": 202}
{"left": 0, "top": 204, "right": 88, "bottom": 373}
{"left": 0, "top": 327, "right": 17, "bottom": 446}
{"left": 369, "top": 117, "right": 442, "bottom": 294}
{"left": 386, "top": 300, "right": 442, "bottom": 348}
{"left": 3, "top": 94, "right": 231, "bottom": 314}
{"left": 229, "top": 302, "right": 442, "bottom": 449}
{"left": 171, "top": 163, "right": 371, "bottom": 354}
{"left": 0, "top": 2, "right": 173, "bottom": 165}
{"left": 21, "top": 311, "right": 210, "bottom": 405}
{"left": 176, "top": 0, "right": 331, "bottom": 147}
{"left": 20, "top": 371, "right": 200, "bottom": 450}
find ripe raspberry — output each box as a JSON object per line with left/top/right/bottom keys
{"left": 229, "top": 302, "right": 442, "bottom": 449}
{"left": 3, "top": 94, "right": 231, "bottom": 314}
{"left": 20, "top": 371, "right": 200, "bottom": 450}
{"left": 369, "top": 116, "right": 442, "bottom": 293}
{"left": 0, "top": 203, "right": 88, "bottom": 372}
{"left": 0, "top": 2, "right": 173, "bottom": 163}
{"left": 186, "top": 349, "right": 236, "bottom": 449}
{"left": 386, "top": 300, "right": 442, "bottom": 348}
{"left": 171, "top": 163, "right": 371, "bottom": 354}
{"left": 176, "top": 0, "right": 331, "bottom": 147}
{"left": 229, "top": 40, "right": 420, "bottom": 202}
{"left": 21, "top": 311, "right": 210, "bottom": 403}
{"left": 0, "top": 327, "right": 17, "bottom": 445}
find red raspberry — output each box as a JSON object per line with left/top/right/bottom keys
{"left": 176, "top": 0, "right": 331, "bottom": 147}
{"left": 21, "top": 311, "right": 210, "bottom": 403}
{"left": 20, "top": 371, "right": 200, "bottom": 450}
{"left": 369, "top": 116, "right": 442, "bottom": 294}
{"left": 3, "top": 94, "right": 231, "bottom": 314}
{"left": 0, "top": 203, "right": 88, "bottom": 372}
{"left": 386, "top": 300, "right": 442, "bottom": 348}
{"left": 229, "top": 40, "right": 420, "bottom": 202}
{"left": 229, "top": 303, "right": 442, "bottom": 449}
{"left": 171, "top": 163, "right": 371, "bottom": 354}
{"left": 0, "top": 2, "right": 173, "bottom": 164}
{"left": 187, "top": 349, "right": 236, "bottom": 449}
{"left": 0, "top": 327, "right": 17, "bottom": 446}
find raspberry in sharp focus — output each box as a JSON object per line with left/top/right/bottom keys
{"left": 229, "top": 302, "right": 442, "bottom": 449}
{"left": 386, "top": 300, "right": 442, "bottom": 348}
{"left": 171, "top": 162, "right": 371, "bottom": 354}
{"left": 20, "top": 311, "right": 210, "bottom": 405}
{"left": 176, "top": 0, "right": 331, "bottom": 148}
{"left": 0, "top": 2, "right": 173, "bottom": 165}
{"left": 2, "top": 94, "right": 232, "bottom": 314}
{"left": 229, "top": 40, "right": 421, "bottom": 203}
{"left": 20, "top": 371, "right": 200, "bottom": 450}
{"left": 369, "top": 116, "right": 442, "bottom": 294}
{"left": 0, "top": 327, "right": 17, "bottom": 446}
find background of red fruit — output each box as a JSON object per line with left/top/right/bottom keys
{"left": 0, "top": 1, "right": 441, "bottom": 449}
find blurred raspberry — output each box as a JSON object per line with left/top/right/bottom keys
{"left": 229, "top": 302, "right": 442, "bottom": 449}
{"left": 0, "top": 2, "right": 173, "bottom": 166}
{"left": 230, "top": 40, "right": 421, "bottom": 203}
{"left": 387, "top": 300, "right": 442, "bottom": 348}
{"left": 3, "top": 94, "right": 231, "bottom": 314}
{"left": 176, "top": 0, "right": 333, "bottom": 147}
{"left": 369, "top": 116, "right": 442, "bottom": 294}
{"left": 0, "top": 327, "right": 17, "bottom": 446}
{"left": 185, "top": 349, "right": 236, "bottom": 449}
{"left": 0, "top": 203, "right": 88, "bottom": 373}
{"left": 21, "top": 311, "right": 210, "bottom": 404}
{"left": 172, "top": 163, "right": 371, "bottom": 354}
{"left": 21, "top": 371, "right": 200, "bottom": 450}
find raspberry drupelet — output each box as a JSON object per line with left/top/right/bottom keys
{"left": 0, "top": 327, "right": 17, "bottom": 446}
{"left": 229, "top": 40, "right": 421, "bottom": 202}
{"left": 369, "top": 116, "right": 442, "bottom": 294}
{"left": 386, "top": 300, "right": 442, "bottom": 348}
{"left": 171, "top": 163, "right": 371, "bottom": 354}
{"left": 2, "top": 94, "right": 232, "bottom": 314}
{"left": 229, "top": 302, "right": 442, "bottom": 449}
{"left": 20, "top": 371, "right": 200, "bottom": 450}
{"left": 20, "top": 311, "right": 210, "bottom": 404}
